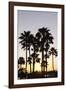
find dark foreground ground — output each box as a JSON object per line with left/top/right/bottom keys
{"left": 18, "top": 69, "right": 58, "bottom": 79}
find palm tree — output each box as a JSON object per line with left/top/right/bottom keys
{"left": 27, "top": 34, "right": 34, "bottom": 73}
{"left": 29, "top": 34, "right": 39, "bottom": 72}
{"left": 19, "top": 31, "right": 31, "bottom": 73}
{"left": 38, "top": 27, "right": 47, "bottom": 63}
{"left": 31, "top": 53, "right": 39, "bottom": 72}
{"left": 44, "top": 42, "right": 50, "bottom": 74}
{"left": 49, "top": 47, "right": 58, "bottom": 71}
{"left": 36, "top": 27, "right": 54, "bottom": 73}
{"left": 41, "top": 61, "right": 48, "bottom": 77}
{"left": 18, "top": 57, "right": 25, "bottom": 69}
{"left": 36, "top": 28, "right": 46, "bottom": 72}
{"left": 27, "top": 57, "right": 32, "bottom": 73}
{"left": 44, "top": 29, "right": 54, "bottom": 75}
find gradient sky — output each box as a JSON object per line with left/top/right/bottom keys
{"left": 17, "top": 10, "right": 58, "bottom": 72}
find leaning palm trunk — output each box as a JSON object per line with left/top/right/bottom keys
{"left": 52, "top": 54, "right": 54, "bottom": 71}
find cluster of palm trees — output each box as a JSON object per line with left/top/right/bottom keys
{"left": 18, "top": 27, "right": 58, "bottom": 78}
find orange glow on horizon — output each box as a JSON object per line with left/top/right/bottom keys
{"left": 18, "top": 55, "right": 57, "bottom": 73}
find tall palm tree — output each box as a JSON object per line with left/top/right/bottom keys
{"left": 44, "top": 28, "right": 54, "bottom": 75}
{"left": 18, "top": 57, "right": 25, "bottom": 69}
{"left": 27, "top": 57, "right": 32, "bottom": 73}
{"left": 36, "top": 27, "right": 54, "bottom": 73}
{"left": 36, "top": 28, "right": 46, "bottom": 72}
{"left": 49, "top": 47, "right": 58, "bottom": 71}
{"left": 19, "top": 31, "right": 31, "bottom": 73}
{"left": 27, "top": 34, "right": 33, "bottom": 59}
{"left": 38, "top": 27, "right": 47, "bottom": 63}
{"left": 30, "top": 34, "right": 39, "bottom": 72}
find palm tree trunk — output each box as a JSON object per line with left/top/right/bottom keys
{"left": 26, "top": 43, "right": 27, "bottom": 78}
{"left": 46, "top": 51, "right": 47, "bottom": 77}
{"left": 33, "top": 58, "right": 35, "bottom": 72}
{"left": 33, "top": 46, "right": 35, "bottom": 73}
{"left": 43, "top": 50, "right": 45, "bottom": 72}
{"left": 41, "top": 48, "right": 45, "bottom": 73}
{"left": 29, "top": 45, "right": 31, "bottom": 73}
{"left": 42, "top": 50, "right": 44, "bottom": 68}
{"left": 42, "top": 50, "right": 44, "bottom": 62}
{"left": 52, "top": 54, "right": 54, "bottom": 71}
{"left": 33, "top": 57, "right": 35, "bottom": 72}
{"left": 26, "top": 46, "right": 27, "bottom": 71}
{"left": 30, "top": 63, "right": 31, "bottom": 73}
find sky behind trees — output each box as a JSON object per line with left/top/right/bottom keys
{"left": 17, "top": 10, "right": 58, "bottom": 72}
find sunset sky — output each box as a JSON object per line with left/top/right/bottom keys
{"left": 17, "top": 10, "right": 58, "bottom": 72}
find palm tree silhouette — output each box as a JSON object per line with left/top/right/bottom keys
{"left": 38, "top": 27, "right": 47, "bottom": 64}
{"left": 18, "top": 27, "right": 56, "bottom": 78}
{"left": 27, "top": 34, "right": 34, "bottom": 73}
{"left": 41, "top": 61, "right": 48, "bottom": 77}
{"left": 30, "top": 34, "right": 39, "bottom": 72}
{"left": 27, "top": 57, "right": 32, "bottom": 73}
{"left": 36, "top": 27, "right": 54, "bottom": 73}
{"left": 44, "top": 28, "right": 53, "bottom": 75}
{"left": 44, "top": 43, "right": 50, "bottom": 74}
{"left": 27, "top": 34, "right": 33, "bottom": 51}
{"left": 31, "top": 53, "right": 39, "bottom": 72}
{"left": 18, "top": 57, "right": 25, "bottom": 69}
{"left": 19, "top": 31, "right": 31, "bottom": 73}
{"left": 36, "top": 28, "right": 45, "bottom": 72}
{"left": 49, "top": 47, "right": 58, "bottom": 71}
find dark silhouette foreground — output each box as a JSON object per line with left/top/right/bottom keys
{"left": 18, "top": 69, "right": 57, "bottom": 79}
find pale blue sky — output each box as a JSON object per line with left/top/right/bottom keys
{"left": 17, "top": 10, "right": 57, "bottom": 58}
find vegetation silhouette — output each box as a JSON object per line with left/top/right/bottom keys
{"left": 18, "top": 57, "right": 25, "bottom": 68}
{"left": 19, "top": 31, "right": 32, "bottom": 78}
{"left": 18, "top": 27, "right": 58, "bottom": 79}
